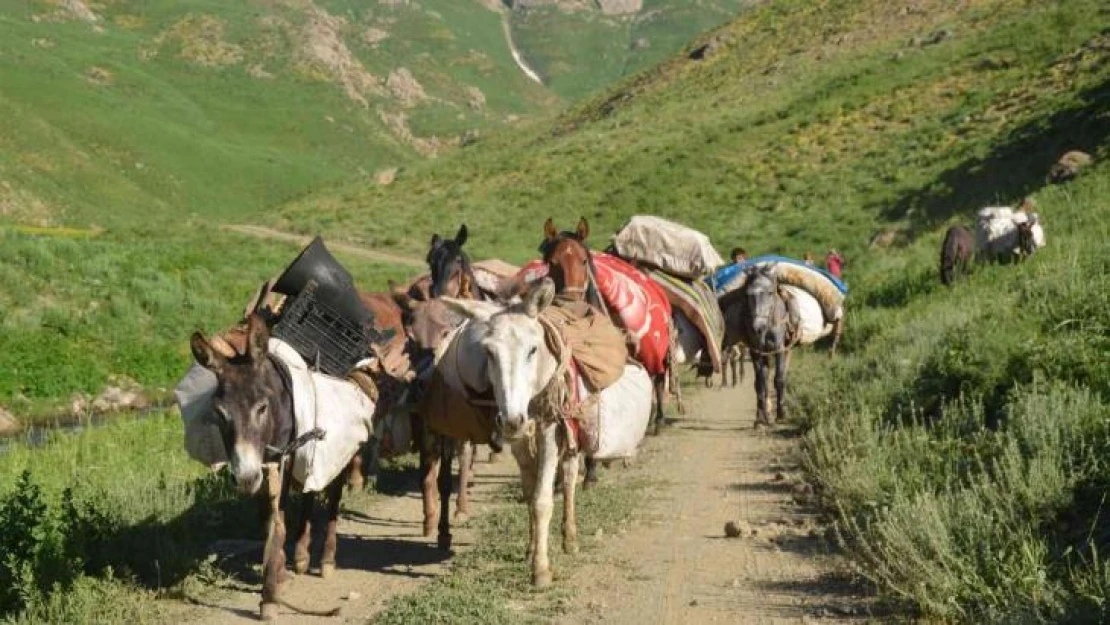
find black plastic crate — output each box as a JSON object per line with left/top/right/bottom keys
{"left": 272, "top": 281, "right": 388, "bottom": 377}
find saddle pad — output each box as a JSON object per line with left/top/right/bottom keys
{"left": 648, "top": 269, "right": 724, "bottom": 373}
{"left": 590, "top": 254, "right": 672, "bottom": 376}
{"left": 541, "top": 300, "right": 627, "bottom": 393}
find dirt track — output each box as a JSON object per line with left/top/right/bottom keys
{"left": 174, "top": 379, "right": 865, "bottom": 624}
{"left": 222, "top": 225, "right": 426, "bottom": 268}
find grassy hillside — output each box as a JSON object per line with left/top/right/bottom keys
{"left": 507, "top": 0, "right": 750, "bottom": 100}
{"left": 0, "top": 0, "right": 561, "bottom": 228}
{"left": 279, "top": 0, "right": 1110, "bottom": 620}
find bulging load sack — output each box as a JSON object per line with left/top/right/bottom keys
{"left": 576, "top": 363, "right": 652, "bottom": 460}
{"left": 176, "top": 338, "right": 376, "bottom": 493}
{"left": 976, "top": 207, "right": 1046, "bottom": 255}
{"left": 610, "top": 215, "right": 725, "bottom": 279}
{"left": 707, "top": 255, "right": 846, "bottom": 323}
{"left": 782, "top": 286, "right": 835, "bottom": 345}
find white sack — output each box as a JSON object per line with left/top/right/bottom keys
{"left": 577, "top": 363, "right": 652, "bottom": 460}
{"left": 782, "top": 286, "right": 835, "bottom": 345}
{"left": 610, "top": 215, "right": 725, "bottom": 279}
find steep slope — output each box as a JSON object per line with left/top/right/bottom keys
{"left": 0, "top": 0, "right": 558, "bottom": 227}
{"left": 278, "top": 0, "right": 1108, "bottom": 264}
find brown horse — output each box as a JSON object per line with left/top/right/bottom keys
{"left": 191, "top": 315, "right": 355, "bottom": 620}
{"left": 539, "top": 218, "right": 673, "bottom": 484}
{"left": 940, "top": 225, "right": 974, "bottom": 286}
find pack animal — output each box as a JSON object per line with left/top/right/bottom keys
{"left": 719, "top": 266, "right": 797, "bottom": 427}
{"left": 190, "top": 315, "right": 355, "bottom": 621}
{"left": 539, "top": 217, "right": 673, "bottom": 436}
{"left": 440, "top": 279, "right": 652, "bottom": 587}
{"left": 939, "top": 225, "right": 974, "bottom": 285}
{"left": 976, "top": 207, "right": 1044, "bottom": 263}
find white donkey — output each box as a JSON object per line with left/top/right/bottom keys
{"left": 442, "top": 279, "right": 652, "bottom": 587}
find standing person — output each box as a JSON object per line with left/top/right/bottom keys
{"left": 730, "top": 247, "right": 748, "bottom": 264}
{"left": 825, "top": 248, "right": 844, "bottom": 279}
{"left": 803, "top": 251, "right": 814, "bottom": 267}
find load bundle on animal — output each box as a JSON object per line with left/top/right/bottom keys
{"left": 975, "top": 205, "right": 1045, "bottom": 260}
{"left": 708, "top": 255, "right": 847, "bottom": 326}
{"left": 606, "top": 215, "right": 726, "bottom": 375}
{"left": 609, "top": 215, "right": 725, "bottom": 279}
{"left": 176, "top": 237, "right": 400, "bottom": 488}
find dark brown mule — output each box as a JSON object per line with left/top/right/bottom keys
{"left": 940, "top": 225, "right": 974, "bottom": 286}
{"left": 719, "top": 266, "right": 795, "bottom": 427}
{"left": 539, "top": 217, "right": 672, "bottom": 482}
{"left": 191, "top": 315, "right": 353, "bottom": 621}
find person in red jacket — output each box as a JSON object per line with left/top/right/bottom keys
{"left": 824, "top": 248, "right": 844, "bottom": 278}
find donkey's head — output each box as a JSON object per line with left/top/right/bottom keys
{"left": 1015, "top": 218, "right": 1038, "bottom": 258}
{"left": 540, "top": 217, "right": 590, "bottom": 298}
{"left": 445, "top": 279, "right": 558, "bottom": 441}
{"left": 743, "top": 265, "right": 781, "bottom": 348}
{"left": 427, "top": 224, "right": 471, "bottom": 298}
{"left": 190, "top": 314, "right": 291, "bottom": 495}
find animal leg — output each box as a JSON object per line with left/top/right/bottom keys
{"left": 437, "top": 436, "right": 455, "bottom": 551}
{"left": 454, "top": 440, "right": 473, "bottom": 524}
{"left": 651, "top": 374, "right": 666, "bottom": 436}
{"left": 531, "top": 423, "right": 560, "bottom": 587}
{"left": 260, "top": 464, "right": 291, "bottom": 621}
{"left": 751, "top": 349, "right": 770, "bottom": 427}
{"left": 829, "top": 317, "right": 843, "bottom": 358}
{"left": 775, "top": 350, "right": 790, "bottom": 423}
{"left": 737, "top": 349, "right": 745, "bottom": 385}
{"left": 583, "top": 456, "right": 598, "bottom": 489}
{"left": 293, "top": 491, "right": 316, "bottom": 575}
{"left": 421, "top": 433, "right": 441, "bottom": 538}
{"left": 512, "top": 440, "right": 538, "bottom": 564}
{"left": 561, "top": 451, "right": 580, "bottom": 555}
{"left": 320, "top": 466, "right": 347, "bottom": 579}
{"left": 346, "top": 447, "right": 364, "bottom": 492}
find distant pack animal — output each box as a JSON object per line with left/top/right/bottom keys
{"left": 939, "top": 225, "right": 974, "bottom": 285}
{"left": 976, "top": 206, "right": 1044, "bottom": 262}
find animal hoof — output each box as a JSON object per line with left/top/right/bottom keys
{"left": 320, "top": 563, "right": 336, "bottom": 579}
{"left": 563, "top": 540, "right": 579, "bottom": 555}
{"left": 438, "top": 534, "right": 452, "bottom": 551}
{"left": 294, "top": 557, "right": 309, "bottom": 575}
{"left": 423, "top": 521, "right": 436, "bottom": 538}
{"left": 533, "top": 570, "right": 553, "bottom": 588}
{"left": 260, "top": 602, "right": 280, "bottom": 621}
{"left": 348, "top": 476, "right": 364, "bottom": 492}
{"left": 453, "top": 512, "right": 470, "bottom": 525}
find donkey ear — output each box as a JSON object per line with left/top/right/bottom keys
{"left": 246, "top": 313, "right": 270, "bottom": 365}
{"left": 524, "top": 278, "right": 556, "bottom": 318}
{"left": 389, "top": 280, "right": 418, "bottom": 312}
{"left": 430, "top": 233, "right": 443, "bottom": 249}
{"left": 191, "top": 331, "right": 226, "bottom": 374}
{"left": 575, "top": 217, "right": 590, "bottom": 241}
{"left": 455, "top": 224, "right": 468, "bottom": 247}
{"left": 543, "top": 218, "right": 558, "bottom": 242}
{"left": 441, "top": 297, "right": 496, "bottom": 321}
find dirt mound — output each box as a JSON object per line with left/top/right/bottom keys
{"left": 300, "top": 5, "right": 384, "bottom": 106}
{"left": 386, "top": 68, "right": 428, "bottom": 107}
{"left": 146, "top": 15, "right": 245, "bottom": 67}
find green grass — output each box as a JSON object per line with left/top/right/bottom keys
{"left": 0, "top": 225, "right": 412, "bottom": 420}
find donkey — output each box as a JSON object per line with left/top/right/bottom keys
{"left": 940, "top": 225, "right": 974, "bottom": 286}
{"left": 539, "top": 217, "right": 673, "bottom": 438}
{"left": 440, "top": 279, "right": 652, "bottom": 587}
{"left": 190, "top": 315, "right": 355, "bottom": 621}
{"left": 719, "top": 266, "right": 796, "bottom": 427}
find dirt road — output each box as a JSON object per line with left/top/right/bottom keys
{"left": 553, "top": 382, "right": 866, "bottom": 624}
{"left": 174, "top": 380, "right": 864, "bottom": 624}
{"left": 222, "top": 225, "right": 426, "bottom": 268}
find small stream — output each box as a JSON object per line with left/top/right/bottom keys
{"left": 0, "top": 400, "right": 177, "bottom": 455}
